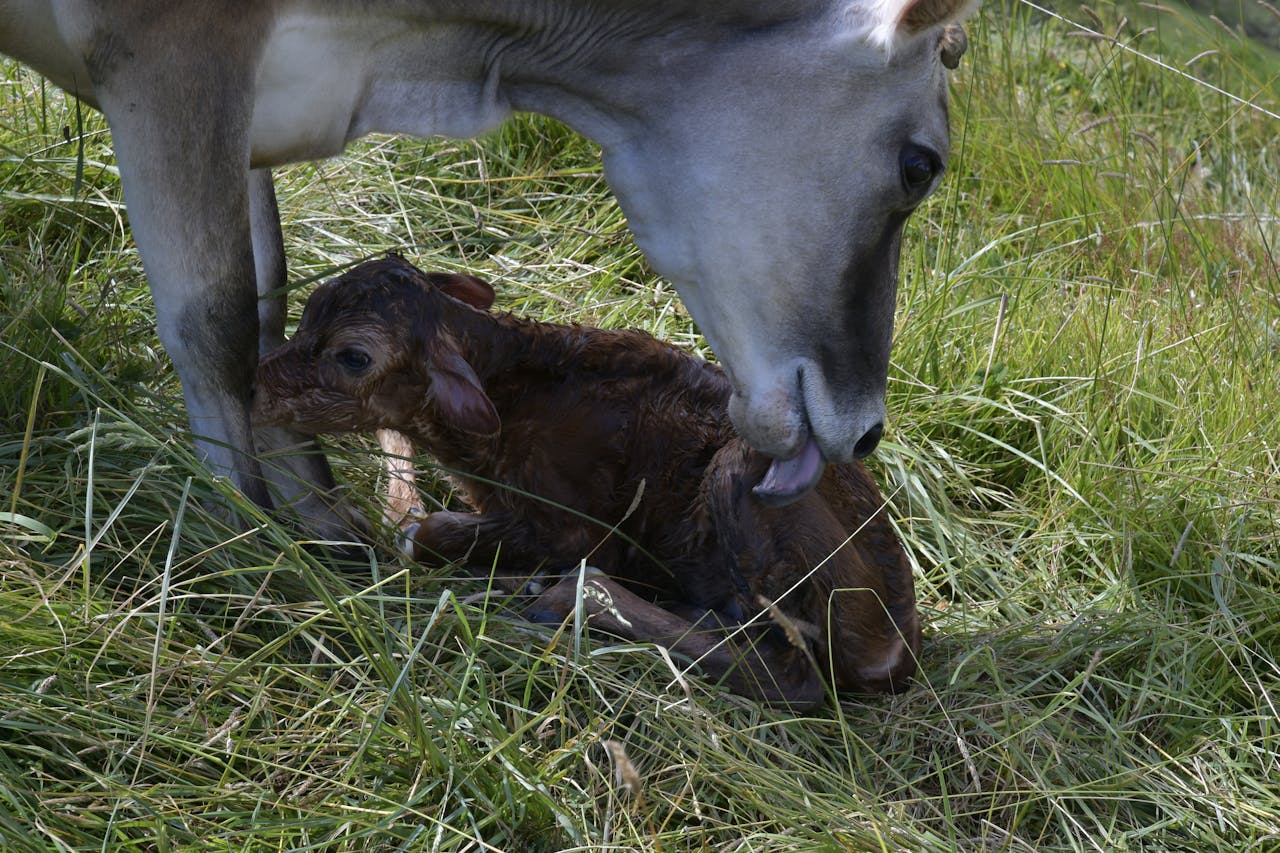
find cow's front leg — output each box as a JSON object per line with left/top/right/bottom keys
{"left": 88, "top": 28, "right": 271, "bottom": 512}
{"left": 250, "top": 168, "right": 366, "bottom": 541}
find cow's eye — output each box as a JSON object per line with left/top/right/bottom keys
{"left": 900, "top": 145, "right": 940, "bottom": 191}
{"left": 335, "top": 348, "right": 372, "bottom": 372}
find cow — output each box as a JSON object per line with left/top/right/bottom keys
{"left": 0, "top": 0, "right": 972, "bottom": 537}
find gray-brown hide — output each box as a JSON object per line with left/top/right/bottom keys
{"left": 254, "top": 257, "right": 920, "bottom": 709}
{"left": 1, "top": 0, "right": 972, "bottom": 539}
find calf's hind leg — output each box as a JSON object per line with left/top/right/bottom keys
{"left": 700, "top": 441, "right": 920, "bottom": 695}
{"left": 812, "top": 465, "right": 921, "bottom": 694}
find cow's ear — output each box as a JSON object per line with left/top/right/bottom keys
{"left": 859, "top": 0, "right": 976, "bottom": 51}
{"left": 896, "top": 0, "right": 975, "bottom": 36}
{"left": 428, "top": 273, "right": 496, "bottom": 310}
{"left": 938, "top": 23, "right": 967, "bottom": 68}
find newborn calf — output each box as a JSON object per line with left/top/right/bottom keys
{"left": 254, "top": 256, "right": 920, "bottom": 709}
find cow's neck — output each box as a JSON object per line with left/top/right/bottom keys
{"left": 333, "top": 0, "right": 826, "bottom": 146}
{"left": 475, "top": 1, "right": 822, "bottom": 143}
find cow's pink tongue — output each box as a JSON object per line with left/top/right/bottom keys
{"left": 752, "top": 436, "right": 825, "bottom": 507}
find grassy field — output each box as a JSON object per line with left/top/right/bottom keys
{"left": 2, "top": 2, "right": 1279, "bottom": 850}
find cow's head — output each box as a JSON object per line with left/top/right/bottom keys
{"left": 595, "top": 0, "right": 973, "bottom": 504}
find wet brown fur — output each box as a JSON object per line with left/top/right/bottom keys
{"left": 255, "top": 256, "right": 920, "bottom": 709}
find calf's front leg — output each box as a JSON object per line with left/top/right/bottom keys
{"left": 401, "top": 509, "right": 571, "bottom": 592}
{"left": 532, "top": 571, "right": 826, "bottom": 710}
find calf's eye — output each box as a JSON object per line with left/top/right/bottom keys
{"left": 335, "top": 348, "right": 372, "bottom": 372}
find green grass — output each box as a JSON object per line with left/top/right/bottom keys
{"left": 3, "top": 2, "right": 1279, "bottom": 850}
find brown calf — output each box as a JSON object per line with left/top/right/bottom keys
{"left": 254, "top": 256, "right": 920, "bottom": 709}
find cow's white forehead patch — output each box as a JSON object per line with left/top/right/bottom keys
{"left": 850, "top": 0, "right": 918, "bottom": 49}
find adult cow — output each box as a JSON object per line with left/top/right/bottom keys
{"left": 0, "top": 0, "right": 972, "bottom": 536}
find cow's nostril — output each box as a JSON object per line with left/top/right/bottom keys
{"left": 852, "top": 422, "right": 884, "bottom": 458}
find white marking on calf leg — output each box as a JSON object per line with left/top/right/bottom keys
{"left": 398, "top": 521, "right": 421, "bottom": 559}
{"left": 582, "top": 579, "right": 634, "bottom": 631}
{"left": 378, "top": 428, "right": 423, "bottom": 528}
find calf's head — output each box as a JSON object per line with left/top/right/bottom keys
{"left": 253, "top": 259, "right": 501, "bottom": 438}
{"left": 592, "top": 0, "right": 973, "bottom": 504}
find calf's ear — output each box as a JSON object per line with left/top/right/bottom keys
{"left": 426, "top": 345, "right": 501, "bottom": 435}
{"left": 428, "top": 273, "right": 496, "bottom": 310}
